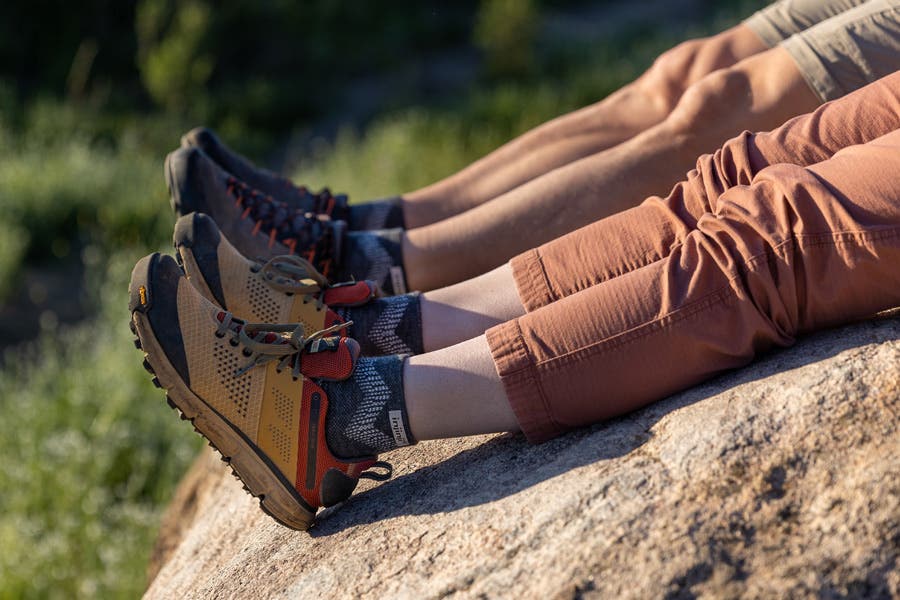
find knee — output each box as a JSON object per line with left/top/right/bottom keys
{"left": 638, "top": 39, "right": 708, "bottom": 111}
{"left": 664, "top": 67, "right": 753, "bottom": 138}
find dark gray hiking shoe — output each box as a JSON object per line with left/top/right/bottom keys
{"left": 181, "top": 127, "right": 350, "bottom": 220}
{"left": 181, "top": 127, "right": 405, "bottom": 230}
{"left": 165, "top": 146, "right": 345, "bottom": 279}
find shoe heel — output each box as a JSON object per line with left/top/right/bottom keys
{"left": 319, "top": 468, "right": 360, "bottom": 508}
{"left": 166, "top": 147, "right": 205, "bottom": 216}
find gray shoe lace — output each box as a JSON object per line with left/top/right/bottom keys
{"left": 214, "top": 312, "right": 351, "bottom": 379}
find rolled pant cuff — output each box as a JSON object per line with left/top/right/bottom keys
{"left": 510, "top": 248, "right": 556, "bottom": 312}
{"left": 486, "top": 319, "right": 563, "bottom": 443}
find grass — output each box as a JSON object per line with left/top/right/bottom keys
{"left": 0, "top": 1, "right": 766, "bottom": 597}
{"left": 0, "top": 254, "right": 202, "bottom": 599}
{"left": 0, "top": 106, "right": 201, "bottom": 598}
{"left": 0, "top": 103, "right": 186, "bottom": 285}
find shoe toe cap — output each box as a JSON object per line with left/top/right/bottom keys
{"left": 130, "top": 253, "right": 192, "bottom": 385}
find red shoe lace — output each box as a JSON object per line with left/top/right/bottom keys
{"left": 278, "top": 179, "right": 349, "bottom": 219}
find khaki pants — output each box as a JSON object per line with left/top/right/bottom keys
{"left": 487, "top": 71, "right": 900, "bottom": 442}
{"left": 746, "top": 0, "right": 900, "bottom": 101}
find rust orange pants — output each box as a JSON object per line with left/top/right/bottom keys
{"left": 487, "top": 71, "right": 900, "bottom": 442}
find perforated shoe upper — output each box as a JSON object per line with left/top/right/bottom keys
{"left": 173, "top": 212, "right": 377, "bottom": 337}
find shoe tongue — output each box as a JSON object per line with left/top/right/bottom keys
{"left": 301, "top": 337, "right": 357, "bottom": 380}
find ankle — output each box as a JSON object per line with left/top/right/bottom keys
{"left": 322, "top": 354, "right": 416, "bottom": 459}
{"left": 337, "top": 292, "right": 423, "bottom": 356}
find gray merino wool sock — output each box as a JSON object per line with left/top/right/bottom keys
{"left": 322, "top": 354, "right": 416, "bottom": 459}
{"left": 338, "top": 228, "right": 407, "bottom": 296}
{"left": 335, "top": 292, "right": 423, "bottom": 357}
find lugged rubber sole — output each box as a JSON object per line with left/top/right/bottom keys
{"left": 130, "top": 256, "right": 316, "bottom": 530}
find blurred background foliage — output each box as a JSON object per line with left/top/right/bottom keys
{"left": 0, "top": 0, "right": 765, "bottom": 597}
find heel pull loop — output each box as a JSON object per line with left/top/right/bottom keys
{"left": 359, "top": 461, "right": 393, "bottom": 481}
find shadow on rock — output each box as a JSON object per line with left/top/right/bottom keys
{"left": 311, "top": 317, "right": 900, "bottom": 536}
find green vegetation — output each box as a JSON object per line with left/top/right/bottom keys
{"left": 475, "top": 0, "right": 540, "bottom": 77}
{"left": 0, "top": 0, "right": 765, "bottom": 597}
{"left": 0, "top": 255, "right": 201, "bottom": 599}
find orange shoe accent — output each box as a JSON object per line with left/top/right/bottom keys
{"left": 294, "top": 378, "right": 377, "bottom": 509}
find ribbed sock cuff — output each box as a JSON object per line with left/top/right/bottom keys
{"left": 339, "top": 228, "right": 407, "bottom": 295}
{"left": 347, "top": 197, "right": 405, "bottom": 231}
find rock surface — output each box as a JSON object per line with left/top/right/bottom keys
{"left": 146, "top": 318, "right": 900, "bottom": 599}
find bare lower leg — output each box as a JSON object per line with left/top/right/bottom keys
{"left": 420, "top": 263, "right": 524, "bottom": 352}
{"left": 405, "top": 335, "right": 518, "bottom": 440}
{"left": 401, "top": 24, "right": 768, "bottom": 228}
{"left": 403, "top": 47, "right": 820, "bottom": 290}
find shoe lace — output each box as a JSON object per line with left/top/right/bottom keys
{"left": 251, "top": 255, "right": 329, "bottom": 311}
{"left": 215, "top": 311, "right": 394, "bottom": 482}
{"left": 251, "top": 254, "right": 359, "bottom": 313}
{"left": 215, "top": 312, "right": 350, "bottom": 379}
{"left": 286, "top": 183, "right": 346, "bottom": 218}
{"left": 227, "top": 177, "right": 337, "bottom": 276}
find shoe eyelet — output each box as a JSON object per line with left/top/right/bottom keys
{"left": 214, "top": 331, "right": 225, "bottom": 339}
{"left": 242, "top": 349, "right": 252, "bottom": 358}
{"left": 229, "top": 339, "right": 239, "bottom": 347}
{"left": 312, "top": 392, "right": 321, "bottom": 401}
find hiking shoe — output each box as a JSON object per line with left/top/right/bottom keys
{"left": 129, "top": 253, "right": 391, "bottom": 530}
{"left": 173, "top": 212, "right": 377, "bottom": 335}
{"left": 181, "top": 127, "right": 350, "bottom": 220}
{"left": 165, "top": 147, "right": 345, "bottom": 277}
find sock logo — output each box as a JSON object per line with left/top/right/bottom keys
{"left": 388, "top": 410, "right": 410, "bottom": 446}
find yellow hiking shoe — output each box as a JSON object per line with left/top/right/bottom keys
{"left": 172, "top": 212, "right": 377, "bottom": 338}
{"left": 129, "top": 253, "right": 390, "bottom": 530}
